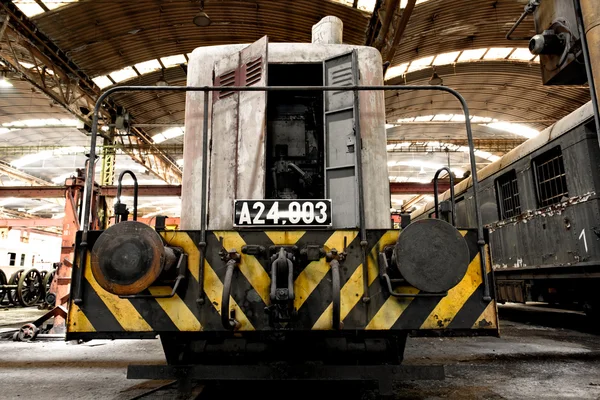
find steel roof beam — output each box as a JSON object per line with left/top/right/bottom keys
{"left": 390, "top": 182, "right": 452, "bottom": 194}
{"left": 0, "top": 185, "right": 182, "bottom": 198}
{"left": 0, "top": 160, "right": 53, "bottom": 186}
{"left": 0, "top": 4, "right": 182, "bottom": 185}
{"left": 386, "top": 138, "right": 526, "bottom": 153}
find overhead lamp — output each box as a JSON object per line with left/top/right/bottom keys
{"left": 193, "top": 1, "right": 211, "bottom": 27}
{"left": 156, "top": 69, "right": 168, "bottom": 86}
{"left": 428, "top": 68, "right": 443, "bottom": 86}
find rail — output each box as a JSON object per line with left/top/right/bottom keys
{"left": 72, "top": 84, "right": 491, "bottom": 306}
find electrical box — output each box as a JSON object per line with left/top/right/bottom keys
{"left": 532, "top": 0, "right": 587, "bottom": 85}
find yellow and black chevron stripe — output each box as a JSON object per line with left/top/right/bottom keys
{"left": 67, "top": 229, "right": 498, "bottom": 338}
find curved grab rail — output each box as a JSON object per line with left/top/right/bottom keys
{"left": 433, "top": 167, "right": 456, "bottom": 226}
{"left": 115, "top": 169, "right": 138, "bottom": 223}
{"left": 73, "top": 84, "right": 491, "bottom": 305}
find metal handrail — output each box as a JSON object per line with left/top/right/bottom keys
{"left": 433, "top": 167, "right": 456, "bottom": 226}
{"left": 72, "top": 84, "right": 491, "bottom": 305}
{"left": 115, "top": 169, "right": 138, "bottom": 223}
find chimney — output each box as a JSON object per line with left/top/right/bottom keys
{"left": 312, "top": 16, "right": 343, "bottom": 44}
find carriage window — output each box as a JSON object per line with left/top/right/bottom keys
{"left": 20, "top": 254, "right": 25, "bottom": 267}
{"left": 532, "top": 146, "right": 568, "bottom": 207}
{"left": 495, "top": 170, "right": 521, "bottom": 220}
{"left": 8, "top": 252, "right": 16, "bottom": 266}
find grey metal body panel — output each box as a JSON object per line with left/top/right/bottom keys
{"left": 323, "top": 51, "right": 359, "bottom": 228}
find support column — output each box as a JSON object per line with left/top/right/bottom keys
{"left": 100, "top": 128, "right": 116, "bottom": 228}
{"left": 581, "top": 0, "right": 600, "bottom": 115}
{"left": 49, "top": 174, "right": 84, "bottom": 333}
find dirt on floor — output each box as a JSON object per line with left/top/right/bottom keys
{"left": 0, "top": 303, "right": 598, "bottom": 399}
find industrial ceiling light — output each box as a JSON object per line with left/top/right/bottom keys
{"left": 428, "top": 68, "right": 443, "bottom": 85}
{"left": 156, "top": 69, "right": 168, "bottom": 86}
{"left": 193, "top": 1, "right": 211, "bottom": 27}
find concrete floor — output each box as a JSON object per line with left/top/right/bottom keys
{"left": 0, "top": 304, "right": 599, "bottom": 399}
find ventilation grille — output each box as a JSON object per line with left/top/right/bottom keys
{"left": 495, "top": 169, "right": 521, "bottom": 220}
{"left": 245, "top": 57, "right": 262, "bottom": 86}
{"left": 330, "top": 66, "right": 354, "bottom": 95}
{"left": 533, "top": 146, "right": 568, "bottom": 207}
{"left": 215, "top": 69, "right": 236, "bottom": 99}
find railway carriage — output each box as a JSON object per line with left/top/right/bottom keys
{"left": 413, "top": 101, "right": 600, "bottom": 319}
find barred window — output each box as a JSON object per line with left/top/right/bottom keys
{"left": 532, "top": 146, "right": 568, "bottom": 207}
{"left": 495, "top": 170, "right": 521, "bottom": 220}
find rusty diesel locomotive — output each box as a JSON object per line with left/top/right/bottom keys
{"left": 66, "top": 17, "right": 498, "bottom": 394}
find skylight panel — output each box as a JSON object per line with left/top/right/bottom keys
{"left": 385, "top": 63, "right": 409, "bottom": 80}
{"left": 471, "top": 116, "right": 494, "bottom": 123}
{"left": 93, "top": 76, "right": 113, "bottom": 89}
{"left": 407, "top": 56, "right": 434, "bottom": 72}
{"left": 13, "top": 1, "right": 45, "bottom": 17}
{"left": 457, "top": 48, "right": 487, "bottom": 62}
{"left": 483, "top": 48, "right": 513, "bottom": 60}
{"left": 43, "top": 1, "right": 78, "bottom": 11}
{"left": 432, "top": 51, "right": 460, "bottom": 66}
{"left": 509, "top": 48, "right": 536, "bottom": 61}
{"left": 152, "top": 127, "right": 184, "bottom": 144}
{"left": 152, "top": 133, "right": 166, "bottom": 144}
{"left": 162, "top": 127, "right": 184, "bottom": 140}
{"left": 414, "top": 115, "right": 434, "bottom": 122}
{"left": 2, "top": 118, "right": 79, "bottom": 128}
{"left": 109, "top": 67, "right": 138, "bottom": 83}
{"left": 161, "top": 54, "right": 187, "bottom": 68}
{"left": 432, "top": 114, "right": 454, "bottom": 121}
{"left": 11, "top": 146, "right": 85, "bottom": 168}
{"left": 135, "top": 59, "right": 162, "bottom": 74}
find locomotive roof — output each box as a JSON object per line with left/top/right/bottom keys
{"left": 411, "top": 100, "right": 596, "bottom": 219}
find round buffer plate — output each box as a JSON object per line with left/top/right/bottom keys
{"left": 91, "top": 221, "right": 165, "bottom": 295}
{"left": 394, "top": 219, "right": 470, "bottom": 293}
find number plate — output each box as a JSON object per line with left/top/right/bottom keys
{"left": 233, "top": 199, "right": 332, "bottom": 228}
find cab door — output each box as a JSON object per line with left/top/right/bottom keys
{"left": 210, "top": 36, "right": 268, "bottom": 228}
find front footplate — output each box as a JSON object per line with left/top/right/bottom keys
{"left": 127, "top": 363, "right": 445, "bottom": 397}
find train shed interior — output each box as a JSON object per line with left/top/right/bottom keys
{"left": 0, "top": 1, "right": 599, "bottom": 399}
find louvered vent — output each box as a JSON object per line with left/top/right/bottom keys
{"left": 215, "top": 69, "right": 237, "bottom": 99}
{"left": 331, "top": 66, "right": 353, "bottom": 95}
{"left": 245, "top": 57, "right": 263, "bottom": 86}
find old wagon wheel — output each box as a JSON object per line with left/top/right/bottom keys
{"left": 42, "top": 270, "right": 55, "bottom": 299}
{"left": 7, "top": 269, "right": 24, "bottom": 305}
{"left": 17, "top": 269, "right": 42, "bottom": 307}
{"left": 0, "top": 270, "right": 7, "bottom": 304}
{"left": 15, "top": 323, "right": 39, "bottom": 342}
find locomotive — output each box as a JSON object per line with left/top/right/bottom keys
{"left": 412, "top": 101, "right": 600, "bottom": 319}
{"left": 66, "top": 17, "right": 498, "bottom": 394}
